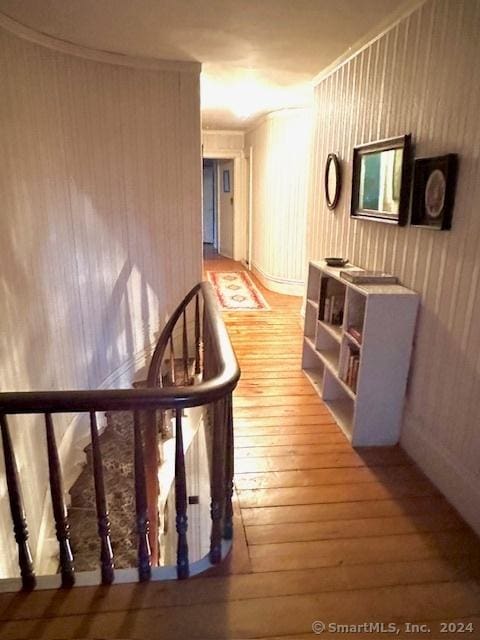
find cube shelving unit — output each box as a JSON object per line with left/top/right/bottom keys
{"left": 302, "top": 260, "right": 420, "bottom": 446}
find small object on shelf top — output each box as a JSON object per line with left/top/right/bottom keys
{"left": 325, "top": 257, "right": 349, "bottom": 267}
{"left": 340, "top": 270, "right": 398, "bottom": 284}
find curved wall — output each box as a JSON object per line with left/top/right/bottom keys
{"left": 0, "top": 25, "right": 202, "bottom": 577}
{"left": 245, "top": 109, "right": 312, "bottom": 295}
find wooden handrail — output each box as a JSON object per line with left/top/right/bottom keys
{"left": 0, "top": 285, "right": 239, "bottom": 415}
{"left": 0, "top": 281, "right": 239, "bottom": 590}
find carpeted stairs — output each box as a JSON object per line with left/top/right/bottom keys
{"left": 66, "top": 359, "right": 193, "bottom": 573}
{"left": 67, "top": 411, "right": 138, "bottom": 571}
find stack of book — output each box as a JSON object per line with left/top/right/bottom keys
{"left": 346, "top": 326, "right": 362, "bottom": 344}
{"left": 342, "top": 343, "right": 360, "bottom": 392}
{"left": 323, "top": 294, "right": 345, "bottom": 325}
{"left": 340, "top": 270, "right": 398, "bottom": 284}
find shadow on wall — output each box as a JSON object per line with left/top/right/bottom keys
{"left": 0, "top": 26, "right": 201, "bottom": 580}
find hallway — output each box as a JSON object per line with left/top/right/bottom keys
{"left": 0, "top": 258, "right": 479, "bottom": 638}
{"left": 203, "top": 255, "right": 480, "bottom": 633}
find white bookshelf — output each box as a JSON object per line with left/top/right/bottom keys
{"left": 302, "top": 260, "right": 419, "bottom": 446}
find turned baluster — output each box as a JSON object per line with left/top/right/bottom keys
{"left": 45, "top": 413, "right": 75, "bottom": 587}
{"left": 0, "top": 414, "right": 36, "bottom": 590}
{"left": 175, "top": 411, "right": 189, "bottom": 578}
{"left": 133, "top": 411, "right": 151, "bottom": 582}
{"left": 89, "top": 411, "right": 114, "bottom": 584}
{"left": 182, "top": 309, "right": 189, "bottom": 383}
{"left": 209, "top": 398, "right": 227, "bottom": 564}
{"left": 169, "top": 336, "right": 176, "bottom": 386}
{"left": 144, "top": 409, "right": 160, "bottom": 566}
{"left": 194, "top": 293, "right": 201, "bottom": 375}
{"left": 202, "top": 313, "right": 213, "bottom": 381}
{"left": 223, "top": 393, "right": 234, "bottom": 540}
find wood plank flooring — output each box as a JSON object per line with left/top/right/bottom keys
{"left": 0, "top": 254, "right": 479, "bottom": 639}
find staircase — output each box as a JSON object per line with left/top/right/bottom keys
{"left": 0, "top": 282, "right": 239, "bottom": 591}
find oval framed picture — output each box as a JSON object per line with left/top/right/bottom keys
{"left": 411, "top": 154, "right": 458, "bottom": 230}
{"left": 324, "top": 153, "right": 341, "bottom": 210}
{"left": 425, "top": 169, "right": 446, "bottom": 219}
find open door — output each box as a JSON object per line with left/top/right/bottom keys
{"left": 203, "top": 159, "right": 216, "bottom": 246}
{"left": 218, "top": 159, "right": 234, "bottom": 258}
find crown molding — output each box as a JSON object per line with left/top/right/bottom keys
{"left": 202, "top": 129, "right": 245, "bottom": 136}
{"left": 245, "top": 106, "right": 312, "bottom": 136}
{"left": 0, "top": 11, "right": 201, "bottom": 74}
{"left": 311, "top": 0, "right": 426, "bottom": 86}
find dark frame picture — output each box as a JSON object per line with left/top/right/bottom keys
{"left": 222, "top": 169, "right": 230, "bottom": 193}
{"left": 410, "top": 154, "right": 458, "bottom": 230}
{"left": 325, "top": 153, "right": 342, "bottom": 210}
{"left": 350, "top": 134, "right": 412, "bottom": 226}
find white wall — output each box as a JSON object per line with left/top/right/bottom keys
{"left": 202, "top": 130, "right": 244, "bottom": 156}
{"left": 0, "top": 25, "right": 202, "bottom": 577}
{"left": 245, "top": 109, "right": 312, "bottom": 295}
{"left": 308, "top": 0, "right": 480, "bottom": 534}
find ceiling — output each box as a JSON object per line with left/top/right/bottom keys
{"left": 0, "top": 0, "right": 417, "bottom": 130}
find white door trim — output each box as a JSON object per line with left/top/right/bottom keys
{"left": 202, "top": 150, "right": 246, "bottom": 263}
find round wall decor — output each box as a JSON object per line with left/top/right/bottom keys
{"left": 325, "top": 153, "right": 341, "bottom": 210}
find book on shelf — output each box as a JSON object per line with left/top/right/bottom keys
{"left": 323, "top": 297, "right": 331, "bottom": 323}
{"left": 342, "top": 343, "right": 360, "bottom": 393}
{"left": 339, "top": 270, "right": 398, "bottom": 285}
{"left": 322, "top": 294, "right": 345, "bottom": 325}
{"left": 346, "top": 326, "right": 362, "bottom": 344}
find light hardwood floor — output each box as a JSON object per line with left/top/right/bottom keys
{"left": 0, "top": 254, "right": 479, "bottom": 639}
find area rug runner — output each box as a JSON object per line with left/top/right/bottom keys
{"left": 207, "top": 271, "right": 270, "bottom": 311}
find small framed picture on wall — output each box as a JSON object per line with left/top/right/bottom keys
{"left": 410, "top": 154, "right": 458, "bottom": 230}
{"left": 223, "top": 169, "right": 231, "bottom": 193}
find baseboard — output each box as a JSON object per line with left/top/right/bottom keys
{"left": 100, "top": 342, "right": 156, "bottom": 390}
{"left": 218, "top": 249, "right": 234, "bottom": 260}
{"left": 252, "top": 263, "right": 304, "bottom": 297}
{"left": 401, "top": 409, "right": 480, "bottom": 536}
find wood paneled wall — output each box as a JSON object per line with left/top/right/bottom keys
{"left": 246, "top": 109, "right": 312, "bottom": 295}
{"left": 308, "top": 0, "right": 480, "bottom": 533}
{"left": 0, "top": 26, "right": 202, "bottom": 577}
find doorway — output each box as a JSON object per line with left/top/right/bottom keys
{"left": 203, "top": 159, "right": 216, "bottom": 247}
{"left": 202, "top": 158, "right": 234, "bottom": 260}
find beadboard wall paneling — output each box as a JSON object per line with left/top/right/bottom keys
{"left": 308, "top": 0, "right": 480, "bottom": 533}
{"left": 0, "top": 27, "right": 202, "bottom": 577}
{"left": 245, "top": 109, "right": 312, "bottom": 295}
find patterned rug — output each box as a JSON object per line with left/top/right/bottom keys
{"left": 207, "top": 271, "right": 270, "bottom": 311}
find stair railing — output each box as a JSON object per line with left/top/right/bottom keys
{"left": 0, "top": 281, "right": 239, "bottom": 591}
